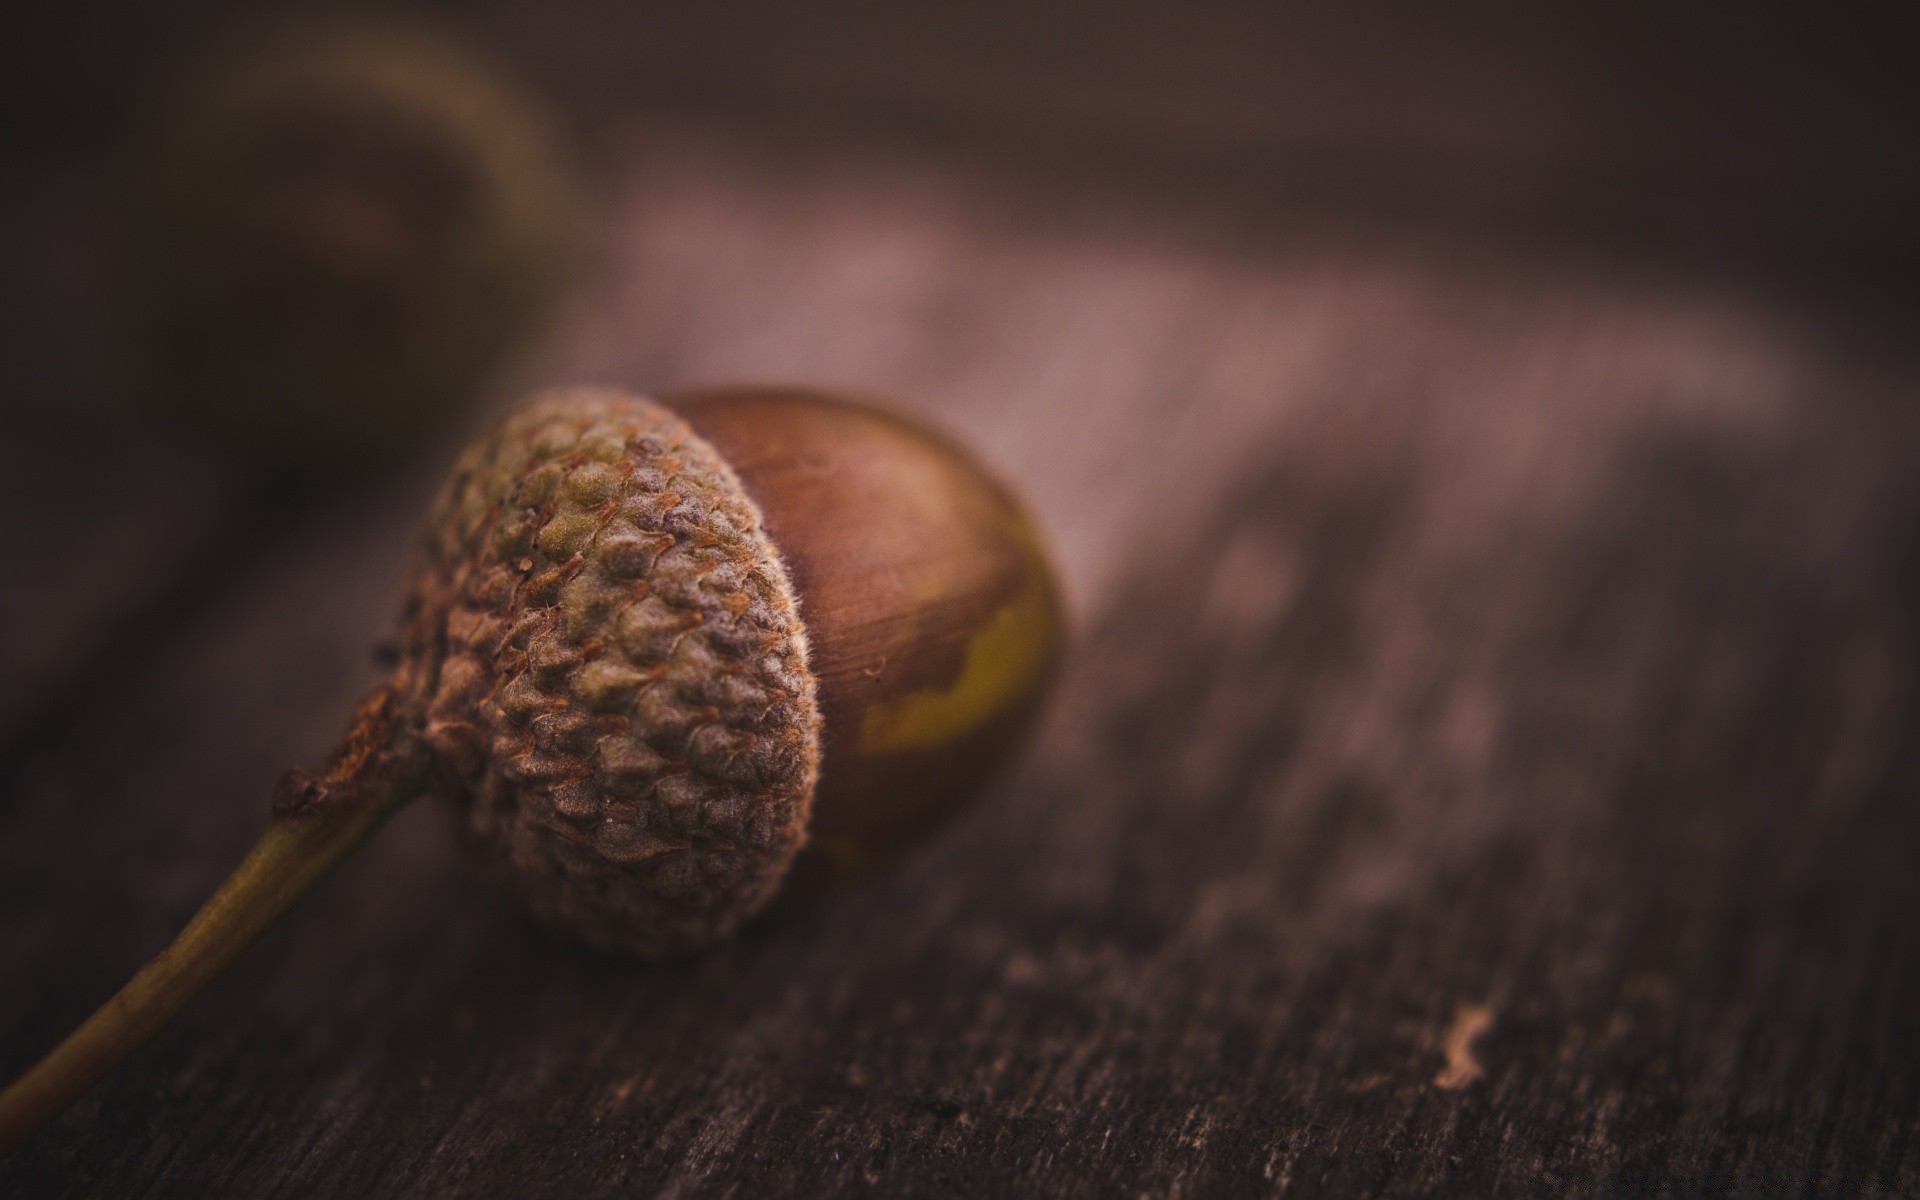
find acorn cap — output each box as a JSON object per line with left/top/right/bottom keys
{"left": 406, "top": 390, "right": 821, "bottom": 954}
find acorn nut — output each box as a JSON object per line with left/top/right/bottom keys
{"left": 0, "top": 386, "right": 1065, "bottom": 1153}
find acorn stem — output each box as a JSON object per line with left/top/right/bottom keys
{"left": 0, "top": 687, "right": 427, "bottom": 1158}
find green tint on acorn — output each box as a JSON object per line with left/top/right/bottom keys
{"left": 136, "top": 18, "right": 582, "bottom": 471}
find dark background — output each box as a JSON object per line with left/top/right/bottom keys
{"left": 3, "top": 4, "right": 1917, "bottom": 1195}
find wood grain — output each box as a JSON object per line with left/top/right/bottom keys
{"left": 2, "top": 7, "right": 1918, "bottom": 1195}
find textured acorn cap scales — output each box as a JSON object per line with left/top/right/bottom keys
{"left": 404, "top": 390, "right": 823, "bottom": 954}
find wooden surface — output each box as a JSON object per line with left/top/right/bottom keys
{"left": 3, "top": 7, "right": 1919, "bottom": 1195}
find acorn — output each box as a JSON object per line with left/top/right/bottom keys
{"left": 137, "top": 18, "right": 582, "bottom": 471}
{"left": 0, "top": 386, "right": 1065, "bottom": 1152}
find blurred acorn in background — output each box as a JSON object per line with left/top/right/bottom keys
{"left": 135, "top": 17, "right": 584, "bottom": 473}
{"left": 0, "top": 20, "right": 585, "bottom": 795}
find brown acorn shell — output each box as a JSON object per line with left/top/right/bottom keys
{"left": 674, "top": 386, "right": 1067, "bottom": 892}
{"left": 401, "top": 390, "right": 820, "bottom": 955}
